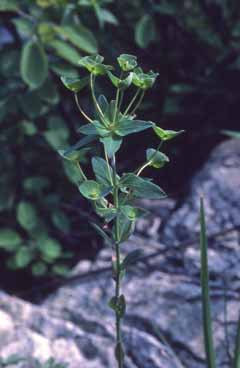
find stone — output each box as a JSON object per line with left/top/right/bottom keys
{"left": 162, "top": 139, "right": 240, "bottom": 246}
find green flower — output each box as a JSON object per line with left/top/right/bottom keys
{"left": 78, "top": 54, "right": 113, "bottom": 75}
{"left": 132, "top": 67, "right": 159, "bottom": 90}
{"left": 117, "top": 54, "right": 137, "bottom": 71}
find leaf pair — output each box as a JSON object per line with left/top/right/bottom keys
{"left": 79, "top": 118, "right": 154, "bottom": 157}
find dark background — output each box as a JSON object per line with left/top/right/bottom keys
{"left": 0, "top": 0, "right": 239, "bottom": 298}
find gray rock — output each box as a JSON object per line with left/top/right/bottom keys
{"left": 162, "top": 139, "right": 240, "bottom": 245}
{"left": 0, "top": 138, "right": 239, "bottom": 368}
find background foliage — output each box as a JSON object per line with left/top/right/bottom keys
{"left": 0, "top": 0, "right": 239, "bottom": 289}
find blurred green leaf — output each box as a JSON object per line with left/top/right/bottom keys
{"left": 0, "top": 229, "right": 22, "bottom": 251}
{"left": 20, "top": 38, "right": 48, "bottom": 89}
{"left": 51, "top": 210, "right": 71, "bottom": 232}
{"left": 49, "top": 40, "right": 82, "bottom": 65}
{"left": 38, "top": 238, "right": 62, "bottom": 262}
{"left": 135, "top": 15, "right": 156, "bottom": 49}
{"left": 0, "top": 0, "right": 19, "bottom": 11}
{"left": 57, "top": 24, "right": 98, "bottom": 54}
{"left": 31, "top": 262, "right": 48, "bottom": 276}
{"left": 14, "top": 246, "right": 33, "bottom": 268}
{"left": 17, "top": 201, "right": 39, "bottom": 232}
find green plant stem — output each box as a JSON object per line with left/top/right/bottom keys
{"left": 90, "top": 73, "right": 104, "bottom": 119}
{"left": 114, "top": 88, "right": 120, "bottom": 123}
{"left": 104, "top": 146, "right": 113, "bottom": 186}
{"left": 130, "top": 90, "right": 145, "bottom": 115}
{"left": 76, "top": 162, "right": 87, "bottom": 181}
{"left": 74, "top": 93, "right": 93, "bottom": 123}
{"left": 123, "top": 89, "right": 140, "bottom": 115}
{"left": 136, "top": 140, "right": 163, "bottom": 176}
{"left": 112, "top": 154, "right": 123, "bottom": 368}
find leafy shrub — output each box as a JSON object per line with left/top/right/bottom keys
{"left": 1, "top": 0, "right": 240, "bottom": 281}
{"left": 0, "top": 0, "right": 118, "bottom": 277}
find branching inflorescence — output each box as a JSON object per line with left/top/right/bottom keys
{"left": 60, "top": 53, "right": 184, "bottom": 367}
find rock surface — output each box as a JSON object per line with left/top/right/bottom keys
{"left": 0, "top": 138, "right": 240, "bottom": 368}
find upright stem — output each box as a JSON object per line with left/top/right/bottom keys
{"left": 112, "top": 154, "right": 123, "bottom": 368}
{"left": 123, "top": 89, "right": 140, "bottom": 116}
{"left": 74, "top": 93, "right": 93, "bottom": 123}
{"left": 130, "top": 90, "right": 145, "bottom": 115}
{"left": 90, "top": 73, "right": 105, "bottom": 119}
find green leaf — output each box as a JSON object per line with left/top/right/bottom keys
{"left": 100, "top": 135, "right": 122, "bottom": 157}
{"left": 121, "top": 249, "right": 144, "bottom": 270}
{"left": 0, "top": 0, "right": 19, "bottom": 11}
{"left": 109, "top": 294, "right": 126, "bottom": 318}
{"left": 20, "top": 39, "right": 48, "bottom": 89}
{"left": 114, "top": 212, "right": 133, "bottom": 243}
{"left": 146, "top": 148, "right": 169, "bottom": 169}
{"left": 120, "top": 174, "right": 166, "bottom": 199}
{"left": 60, "top": 76, "right": 89, "bottom": 92}
{"left": 63, "top": 160, "right": 85, "bottom": 185}
{"left": 31, "top": 262, "right": 48, "bottom": 277}
{"left": 13, "top": 18, "right": 34, "bottom": 37}
{"left": 78, "top": 123, "right": 98, "bottom": 135}
{"left": 51, "top": 210, "right": 71, "bottom": 233}
{"left": 95, "top": 206, "right": 117, "bottom": 222}
{"left": 59, "top": 136, "right": 95, "bottom": 160}
{"left": 17, "top": 201, "right": 39, "bottom": 232}
{"left": 115, "top": 119, "right": 154, "bottom": 136}
{"left": 97, "top": 9, "right": 118, "bottom": 26}
{"left": 92, "top": 156, "right": 113, "bottom": 186}
{"left": 57, "top": 24, "right": 98, "bottom": 54}
{"left": 51, "top": 63, "right": 79, "bottom": 78}
{"left": 153, "top": 126, "right": 184, "bottom": 141}
{"left": 38, "top": 22, "right": 56, "bottom": 43}
{"left": 93, "top": 120, "right": 110, "bottom": 136}
{"left": 23, "top": 176, "right": 49, "bottom": 194}
{"left": 107, "top": 71, "right": 133, "bottom": 90}
{"left": 98, "top": 94, "right": 109, "bottom": 115}
{"left": 0, "top": 229, "right": 22, "bottom": 251}
{"left": 50, "top": 40, "right": 81, "bottom": 65}
{"left": 52, "top": 264, "right": 69, "bottom": 277}
{"left": 38, "top": 238, "right": 62, "bottom": 262}
{"left": 120, "top": 205, "right": 148, "bottom": 221}
{"left": 44, "top": 116, "right": 70, "bottom": 150}
{"left": 59, "top": 147, "right": 90, "bottom": 162}
{"left": 200, "top": 197, "right": 217, "bottom": 368}
{"left": 135, "top": 15, "right": 156, "bottom": 48}
{"left": 21, "top": 121, "right": 37, "bottom": 136}
{"left": 79, "top": 180, "right": 108, "bottom": 200}
{"left": 14, "top": 246, "right": 33, "bottom": 268}
{"left": 155, "top": 4, "right": 177, "bottom": 15}
{"left": 222, "top": 130, "right": 240, "bottom": 139}
{"left": 117, "top": 54, "right": 137, "bottom": 71}
{"left": 37, "top": 79, "right": 59, "bottom": 105}
{"left": 19, "top": 91, "right": 46, "bottom": 119}
{"left": 90, "top": 222, "right": 112, "bottom": 246}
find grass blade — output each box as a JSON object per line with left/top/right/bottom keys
{"left": 200, "top": 197, "right": 217, "bottom": 368}
{"left": 233, "top": 311, "right": 240, "bottom": 368}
